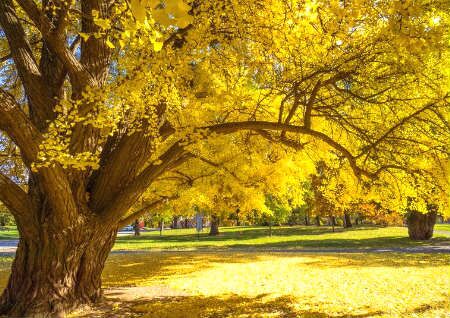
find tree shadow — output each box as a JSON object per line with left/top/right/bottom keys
{"left": 72, "top": 293, "right": 387, "bottom": 318}
{"left": 117, "top": 225, "right": 380, "bottom": 242}
{"left": 226, "top": 236, "right": 450, "bottom": 250}
{"left": 72, "top": 291, "right": 450, "bottom": 318}
{"left": 115, "top": 230, "right": 449, "bottom": 251}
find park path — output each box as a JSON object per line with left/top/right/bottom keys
{"left": 1, "top": 230, "right": 449, "bottom": 256}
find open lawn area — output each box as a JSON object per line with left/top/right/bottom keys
{"left": 0, "top": 226, "right": 18, "bottom": 240}
{"left": 78, "top": 252, "right": 450, "bottom": 317}
{"left": 436, "top": 224, "right": 450, "bottom": 232}
{"left": 0, "top": 251, "right": 449, "bottom": 317}
{"left": 113, "top": 225, "right": 450, "bottom": 251}
{"left": 0, "top": 225, "right": 449, "bottom": 317}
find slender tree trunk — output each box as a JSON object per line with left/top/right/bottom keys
{"left": 0, "top": 219, "right": 117, "bottom": 317}
{"left": 315, "top": 215, "right": 321, "bottom": 226}
{"left": 407, "top": 209, "right": 437, "bottom": 240}
{"left": 172, "top": 216, "right": 179, "bottom": 229}
{"left": 329, "top": 216, "right": 336, "bottom": 232}
{"left": 134, "top": 219, "right": 140, "bottom": 236}
{"left": 209, "top": 214, "right": 219, "bottom": 236}
{"left": 159, "top": 219, "right": 164, "bottom": 236}
{"left": 343, "top": 212, "right": 352, "bottom": 228}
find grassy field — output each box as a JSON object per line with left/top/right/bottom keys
{"left": 0, "top": 251, "right": 448, "bottom": 317}
{"left": 0, "top": 226, "right": 18, "bottom": 240}
{"left": 113, "top": 225, "right": 449, "bottom": 251}
{"left": 0, "top": 225, "right": 449, "bottom": 317}
{"left": 436, "top": 223, "right": 450, "bottom": 232}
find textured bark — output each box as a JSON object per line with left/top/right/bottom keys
{"left": 0, "top": 218, "right": 117, "bottom": 317}
{"left": 407, "top": 210, "right": 437, "bottom": 240}
{"left": 343, "top": 212, "right": 352, "bottom": 228}
{"left": 209, "top": 214, "right": 220, "bottom": 236}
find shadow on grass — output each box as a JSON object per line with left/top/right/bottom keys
{"left": 225, "top": 236, "right": 449, "bottom": 250}
{"left": 115, "top": 225, "right": 448, "bottom": 250}
{"left": 115, "top": 225, "right": 382, "bottom": 244}
{"left": 73, "top": 293, "right": 386, "bottom": 318}
{"left": 73, "top": 291, "right": 450, "bottom": 318}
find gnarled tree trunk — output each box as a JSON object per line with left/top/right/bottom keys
{"left": 0, "top": 216, "right": 117, "bottom": 317}
{"left": 407, "top": 209, "right": 437, "bottom": 240}
{"left": 209, "top": 214, "right": 220, "bottom": 236}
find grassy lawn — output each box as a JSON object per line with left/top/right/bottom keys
{"left": 436, "top": 223, "right": 450, "bottom": 232}
{"left": 0, "top": 226, "right": 449, "bottom": 317}
{"left": 0, "top": 226, "right": 18, "bottom": 240}
{"left": 101, "top": 252, "right": 450, "bottom": 317}
{"left": 1, "top": 251, "right": 447, "bottom": 317}
{"left": 113, "top": 225, "right": 449, "bottom": 251}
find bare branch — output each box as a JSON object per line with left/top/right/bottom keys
{"left": 357, "top": 101, "right": 439, "bottom": 158}
{"left": 119, "top": 196, "right": 176, "bottom": 228}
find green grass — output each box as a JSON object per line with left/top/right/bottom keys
{"left": 113, "top": 225, "right": 449, "bottom": 251}
{"left": 1, "top": 225, "right": 449, "bottom": 250}
{"left": 0, "top": 226, "right": 18, "bottom": 240}
{"left": 436, "top": 223, "right": 450, "bottom": 232}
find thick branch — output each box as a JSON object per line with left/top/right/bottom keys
{"left": 119, "top": 197, "right": 171, "bottom": 228}
{"left": 102, "top": 120, "right": 375, "bottom": 223}
{"left": 0, "top": 172, "right": 34, "bottom": 219}
{"left": 0, "top": 89, "right": 42, "bottom": 164}
{"left": 0, "top": 0, "right": 53, "bottom": 125}
{"left": 16, "top": 0, "right": 97, "bottom": 89}
{"left": 99, "top": 142, "right": 186, "bottom": 222}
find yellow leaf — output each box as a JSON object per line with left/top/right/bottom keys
{"left": 106, "top": 39, "right": 115, "bottom": 49}
{"left": 79, "top": 32, "right": 90, "bottom": 42}
{"left": 130, "top": 0, "right": 147, "bottom": 23}
{"left": 153, "top": 41, "right": 163, "bottom": 52}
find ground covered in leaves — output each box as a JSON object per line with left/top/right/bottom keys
{"left": 68, "top": 252, "right": 450, "bottom": 317}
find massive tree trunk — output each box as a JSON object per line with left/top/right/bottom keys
{"left": 343, "top": 212, "right": 352, "bottom": 228}
{"left": 407, "top": 209, "right": 437, "bottom": 240}
{"left": 209, "top": 214, "right": 220, "bottom": 236}
{"left": 0, "top": 216, "right": 117, "bottom": 317}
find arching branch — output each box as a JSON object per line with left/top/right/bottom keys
{"left": 0, "top": 89, "right": 42, "bottom": 165}
{"left": 102, "top": 120, "right": 378, "bottom": 223}
{"left": 0, "top": 172, "right": 34, "bottom": 219}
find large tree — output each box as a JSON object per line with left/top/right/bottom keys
{"left": 0, "top": 0, "right": 449, "bottom": 316}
